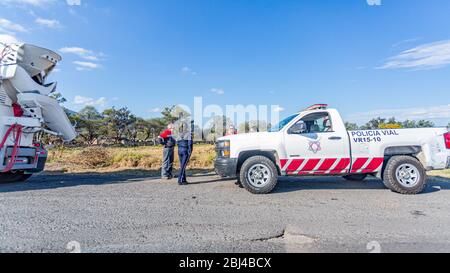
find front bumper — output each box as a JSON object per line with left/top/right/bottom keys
{"left": 214, "top": 157, "right": 238, "bottom": 178}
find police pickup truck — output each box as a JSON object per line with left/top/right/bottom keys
{"left": 215, "top": 104, "right": 450, "bottom": 195}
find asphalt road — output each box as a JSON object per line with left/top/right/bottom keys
{"left": 1, "top": 171, "right": 450, "bottom": 253}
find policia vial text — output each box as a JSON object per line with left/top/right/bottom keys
{"left": 179, "top": 257, "right": 272, "bottom": 271}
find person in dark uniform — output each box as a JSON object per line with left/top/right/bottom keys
{"left": 158, "top": 124, "right": 175, "bottom": 180}
{"left": 174, "top": 121, "right": 193, "bottom": 185}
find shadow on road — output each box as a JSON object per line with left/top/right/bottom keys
{"left": 0, "top": 169, "right": 215, "bottom": 193}
{"left": 1, "top": 168, "right": 449, "bottom": 195}
{"left": 272, "top": 175, "right": 450, "bottom": 195}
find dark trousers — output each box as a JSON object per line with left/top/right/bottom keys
{"left": 178, "top": 140, "right": 193, "bottom": 183}
{"left": 162, "top": 147, "right": 174, "bottom": 178}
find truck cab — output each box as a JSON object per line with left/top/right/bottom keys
{"left": 215, "top": 104, "right": 450, "bottom": 195}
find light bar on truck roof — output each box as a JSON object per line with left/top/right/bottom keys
{"left": 304, "top": 104, "right": 328, "bottom": 111}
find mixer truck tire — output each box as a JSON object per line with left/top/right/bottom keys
{"left": 0, "top": 172, "right": 33, "bottom": 183}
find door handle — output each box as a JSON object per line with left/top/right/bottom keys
{"left": 329, "top": 136, "right": 342, "bottom": 140}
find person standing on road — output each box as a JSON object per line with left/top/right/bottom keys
{"left": 173, "top": 121, "right": 193, "bottom": 185}
{"left": 158, "top": 124, "right": 175, "bottom": 180}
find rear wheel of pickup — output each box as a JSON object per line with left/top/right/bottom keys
{"left": 383, "top": 156, "right": 427, "bottom": 195}
{"left": 240, "top": 156, "right": 278, "bottom": 194}
{"left": 343, "top": 174, "right": 368, "bottom": 181}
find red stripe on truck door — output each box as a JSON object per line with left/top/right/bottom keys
{"left": 351, "top": 158, "right": 369, "bottom": 173}
{"left": 330, "top": 158, "right": 351, "bottom": 174}
{"left": 300, "top": 159, "right": 321, "bottom": 172}
{"left": 280, "top": 159, "right": 289, "bottom": 169}
{"left": 287, "top": 159, "right": 305, "bottom": 172}
{"left": 364, "top": 158, "right": 384, "bottom": 172}
{"left": 318, "top": 158, "right": 337, "bottom": 171}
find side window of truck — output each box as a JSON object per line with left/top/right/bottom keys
{"left": 290, "top": 112, "right": 333, "bottom": 134}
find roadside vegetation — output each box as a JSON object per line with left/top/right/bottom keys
{"left": 46, "top": 144, "right": 216, "bottom": 173}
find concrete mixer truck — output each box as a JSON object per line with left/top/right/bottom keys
{"left": 0, "top": 43, "right": 76, "bottom": 183}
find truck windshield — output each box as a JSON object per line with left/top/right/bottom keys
{"left": 269, "top": 114, "right": 299, "bottom": 132}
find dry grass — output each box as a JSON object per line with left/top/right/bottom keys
{"left": 46, "top": 144, "right": 216, "bottom": 173}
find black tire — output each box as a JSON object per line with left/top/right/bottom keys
{"left": 16, "top": 173, "right": 33, "bottom": 182}
{"left": 343, "top": 174, "right": 368, "bottom": 181}
{"left": 239, "top": 156, "right": 278, "bottom": 194}
{"left": 0, "top": 172, "right": 33, "bottom": 184}
{"left": 383, "top": 156, "right": 427, "bottom": 195}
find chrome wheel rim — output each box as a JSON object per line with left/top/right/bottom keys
{"left": 247, "top": 164, "right": 271, "bottom": 188}
{"left": 396, "top": 164, "right": 420, "bottom": 188}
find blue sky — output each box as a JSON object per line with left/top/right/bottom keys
{"left": 1, "top": 0, "right": 449, "bottom": 125}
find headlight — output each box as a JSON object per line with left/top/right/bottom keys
{"left": 217, "top": 140, "right": 230, "bottom": 149}
{"left": 216, "top": 140, "right": 231, "bottom": 158}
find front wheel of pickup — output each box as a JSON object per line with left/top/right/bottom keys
{"left": 240, "top": 156, "right": 278, "bottom": 194}
{"left": 383, "top": 156, "right": 427, "bottom": 195}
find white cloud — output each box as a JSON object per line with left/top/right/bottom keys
{"left": 211, "top": 88, "right": 225, "bottom": 95}
{"left": 66, "top": 0, "right": 81, "bottom": 6}
{"left": 346, "top": 105, "right": 450, "bottom": 124}
{"left": 0, "top": 18, "right": 27, "bottom": 33}
{"left": 62, "top": 47, "right": 104, "bottom": 71}
{"left": 149, "top": 107, "right": 161, "bottom": 113}
{"left": 0, "top": 33, "right": 19, "bottom": 43}
{"left": 0, "top": 0, "right": 56, "bottom": 7}
{"left": 73, "top": 61, "right": 100, "bottom": 71}
{"left": 379, "top": 40, "right": 450, "bottom": 70}
{"left": 82, "top": 55, "right": 98, "bottom": 61}
{"left": 60, "top": 46, "right": 91, "bottom": 55}
{"left": 367, "top": 0, "right": 381, "bottom": 6}
{"left": 60, "top": 46, "right": 105, "bottom": 66}
{"left": 74, "top": 95, "right": 107, "bottom": 107}
{"left": 35, "top": 17, "right": 62, "bottom": 29}
{"left": 181, "top": 66, "right": 197, "bottom": 76}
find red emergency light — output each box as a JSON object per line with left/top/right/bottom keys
{"left": 305, "top": 104, "right": 328, "bottom": 111}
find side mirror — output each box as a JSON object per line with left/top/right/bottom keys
{"left": 289, "top": 121, "right": 307, "bottom": 134}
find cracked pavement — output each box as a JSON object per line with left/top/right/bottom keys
{"left": 1, "top": 171, "right": 450, "bottom": 253}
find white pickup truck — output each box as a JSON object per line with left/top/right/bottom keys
{"left": 215, "top": 104, "right": 450, "bottom": 195}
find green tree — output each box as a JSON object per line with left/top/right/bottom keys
{"left": 361, "top": 117, "right": 386, "bottom": 130}
{"left": 138, "top": 118, "right": 165, "bottom": 143}
{"left": 102, "top": 107, "right": 136, "bottom": 143}
{"left": 73, "top": 106, "right": 104, "bottom": 145}
{"left": 345, "top": 122, "right": 359, "bottom": 131}
{"left": 160, "top": 105, "right": 191, "bottom": 124}
{"left": 416, "top": 120, "right": 435, "bottom": 128}
{"left": 204, "top": 115, "right": 232, "bottom": 141}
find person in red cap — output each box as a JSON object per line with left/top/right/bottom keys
{"left": 158, "top": 123, "right": 175, "bottom": 179}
